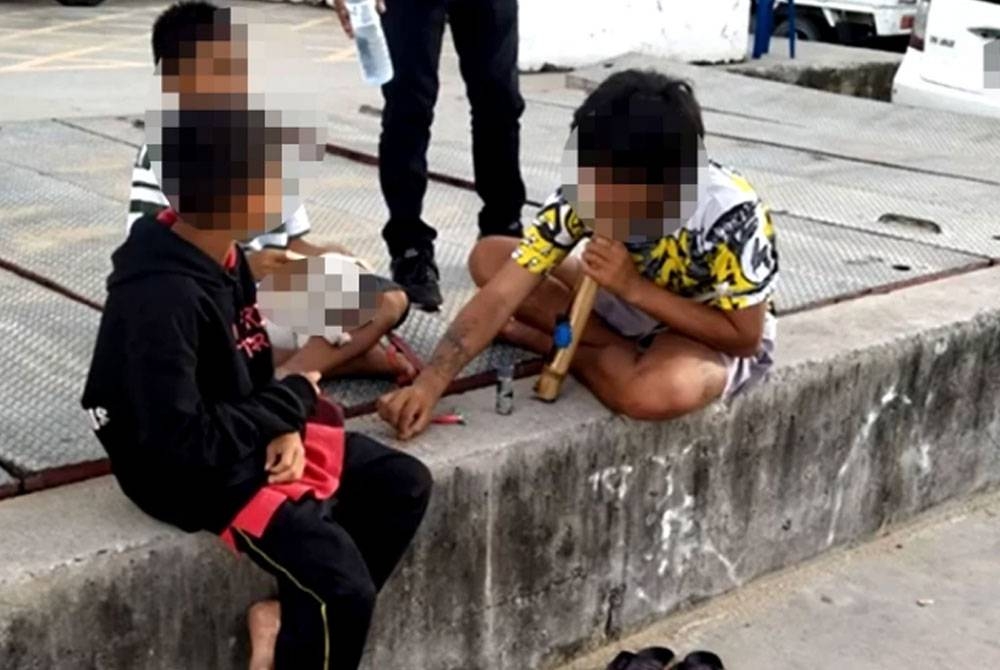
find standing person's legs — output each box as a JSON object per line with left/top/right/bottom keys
{"left": 449, "top": 0, "right": 526, "bottom": 239}
{"left": 328, "top": 432, "right": 433, "bottom": 589}
{"left": 235, "top": 497, "right": 376, "bottom": 670}
{"left": 380, "top": 0, "right": 448, "bottom": 309}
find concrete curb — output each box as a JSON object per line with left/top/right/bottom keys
{"left": 722, "top": 61, "right": 900, "bottom": 101}
{"left": 716, "top": 37, "right": 903, "bottom": 101}
{"left": 2, "top": 268, "right": 999, "bottom": 669}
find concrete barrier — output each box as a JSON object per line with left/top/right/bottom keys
{"left": 718, "top": 38, "right": 903, "bottom": 101}
{"left": 260, "top": 0, "right": 752, "bottom": 69}
{"left": 2, "top": 267, "right": 999, "bottom": 669}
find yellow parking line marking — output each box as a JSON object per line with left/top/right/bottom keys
{"left": 0, "top": 45, "right": 109, "bottom": 72}
{"left": 0, "top": 11, "right": 136, "bottom": 43}
{"left": 58, "top": 56, "right": 147, "bottom": 67}
{"left": 291, "top": 16, "right": 334, "bottom": 32}
{"left": 0, "top": 33, "right": 147, "bottom": 72}
{"left": 318, "top": 46, "right": 356, "bottom": 63}
{"left": 25, "top": 62, "right": 148, "bottom": 72}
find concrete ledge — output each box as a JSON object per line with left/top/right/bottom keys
{"left": 716, "top": 38, "right": 902, "bottom": 101}
{"left": 2, "top": 267, "right": 999, "bottom": 669}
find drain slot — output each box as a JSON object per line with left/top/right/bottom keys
{"left": 877, "top": 213, "right": 942, "bottom": 234}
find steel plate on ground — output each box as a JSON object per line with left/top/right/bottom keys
{"left": 773, "top": 214, "right": 988, "bottom": 313}
{"left": 328, "top": 95, "right": 1000, "bottom": 261}
{"left": 0, "top": 467, "right": 17, "bottom": 499}
{"left": 0, "top": 161, "right": 119, "bottom": 306}
{"left": 57, "top": 116, "right": 145, "bottom": 151}
{"left": 0, "top": 120, "right": 135, "bottom": 204}
{"left": 0, "top": 270, "right": 103, "bottom": 482}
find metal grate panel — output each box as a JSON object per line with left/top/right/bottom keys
{"left": 0, "top": 270, "right": 104, "bottom": 477}
{"left": 0, "top": 120, "right": 136, "bottom": 204}
{"left": 56, "top": 116, "right": 145, "bottom": 150}
{"left": 0, "top": 466, "right": 16, "bottom": 498}
{"left": 327, "top": 93, "right": 1000, "bottom": 261}
{"left": 0, "top": 161, "right": 119, "bottom": 305}
{"left": 322, "top": 376, "right": 397, "bottom": 413}
{"left": 773, "top": 214, "right": 987, "bottom": 313}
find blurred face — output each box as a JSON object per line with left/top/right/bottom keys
{"left": 150, "top": 13, "right": 324, "bottom": 239}
{"left": 162, "top": 31, "right": 249, "bottom": 98}
{"left": 561, "top": 127, "right": 703, "bottom": 244}
{"left": 576, "top": 166, "right": 679, "bottom": 243}
{"left": 179, "top": 158, "right": 283, "bottom": 236}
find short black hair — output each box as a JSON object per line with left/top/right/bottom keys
{"left": 158, "top": 108, "right": 283, "bottom": 219}
{"left": 571, "top": 69, "right": 705, "bottom": 187}
{"left": 151, "top": 1, "right": 221, "bottom": 66}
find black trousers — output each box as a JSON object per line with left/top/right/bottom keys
{"left": 234, "top": 432, "right": 433, "bottom": 670}
{"left": 379, "top": 0, "right": 527, "bottom": 258}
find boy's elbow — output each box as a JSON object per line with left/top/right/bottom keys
{"left": 726, "top": 331, "right": 764, "bottom": 359}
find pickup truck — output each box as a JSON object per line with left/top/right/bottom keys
{"left": 755, "top": 0, "right": 919, "bottom": 43}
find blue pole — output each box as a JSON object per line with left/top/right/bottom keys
{"left": 762, "top": 0, "right": 774, "bottom": 55}
{"left": 752, "top": 0, "right": 772, "bottom": 59}
{"left": 788, "top": 0, "right": 797, "bottom": 58}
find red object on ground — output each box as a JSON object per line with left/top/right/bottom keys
{"left": 431, "top": 413, "right": 465, "bottom": 425}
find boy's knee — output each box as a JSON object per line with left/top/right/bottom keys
{"left": 468, "top": 237, "right": 518, "bottom": 286}
{"left": 404, "top": 457, "right": 434, "bottom": 508}
{"left": 616, "top": 374, "right": 706, "bottom": 421}
{"left": 332, "top": 572, "right": 377, "bottom": 620}
{"left": 378, "top": 288, "right": 409, "bottom": 325}
{"left": 387, "top": 453, "right": 434, "bottom": 513}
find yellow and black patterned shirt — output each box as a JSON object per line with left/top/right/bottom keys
{"left": 513, "top": 161, "right": 779, "bottom": 312}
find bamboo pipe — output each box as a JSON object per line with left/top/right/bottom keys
{"left": 533, "top": 274, "right": 599, "bottom": 402}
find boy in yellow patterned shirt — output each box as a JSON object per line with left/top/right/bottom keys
{"left": 378, "top": 70, "right": 778, "bottom": 438}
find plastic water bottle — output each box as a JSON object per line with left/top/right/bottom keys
{"left": 345, "top": 0, "right": 394, "bottom": 86}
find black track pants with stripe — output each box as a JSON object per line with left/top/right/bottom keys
{"left": 235, "top": 432, "right": 433, "bottom": 670}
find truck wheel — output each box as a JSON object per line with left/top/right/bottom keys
{"left": 775, "top": 16, "right": 823, "bottom": 41}
{"left": 57, "top": 0, "right": 106, "bottom": 6}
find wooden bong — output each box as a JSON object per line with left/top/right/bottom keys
{"left": 533, "top": 259, "right": 599, "bottom": 402}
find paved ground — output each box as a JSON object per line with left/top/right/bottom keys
{"left": 0, "top": 0, "right": 565, "bottom": 122}
{"left": 558, "top": 488, "right": 1000, "bottom": 670}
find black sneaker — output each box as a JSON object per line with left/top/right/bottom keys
{"left": 606, "top": 647, "right": 675, "bottom": 670}
{"left": 391, "top": 247, "right": 443, "bottom": 312}
{"left": 478, "top": 220, "right": 524, "bottom": 241}
{"left": 675, "top": 651, "right": 724, "bottom": 670}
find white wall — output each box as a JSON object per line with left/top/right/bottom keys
{"left": 267, "top": 0, "right": 751, "bottom": 68}
{"left": 518, "top": 0, "right": 751, "bottom": 71}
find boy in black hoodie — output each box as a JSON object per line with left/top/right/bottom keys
{"left": 81, "top": 93, "right": 431, "bottom": 669}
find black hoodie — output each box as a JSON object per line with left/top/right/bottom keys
{"left": 81, "top": 216, "right": 317, "bottom": 534}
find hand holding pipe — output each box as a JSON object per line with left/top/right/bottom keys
{"left": 534, "top": 273, "right": 599, "bottom": 402}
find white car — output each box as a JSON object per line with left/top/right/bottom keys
{"left": 892, "top": 0, "right": 1000, "bottom": 118}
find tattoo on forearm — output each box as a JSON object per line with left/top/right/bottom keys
{"left": 429, "top": 321, "right": 475, "bottom": 377}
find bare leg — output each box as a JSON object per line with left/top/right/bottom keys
{"left": 247, "top": 600, "right": 280, "bottom": 670}
{"left": 276, "top": 290, "right": 414, "bottom": 380}
{"left": 469, "top": 236, "right": 619, "bottom": 349}
{"left": 571, "top": 332, "right": 729, "bottom": 420}
{"left": 326, "top": 341, "right": 417, "bottom": 381}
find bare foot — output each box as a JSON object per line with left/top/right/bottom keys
{"left": 248, "top": 600, "right": 280, "bottom": 670}
{"left": 329, "top": 341, "right": 417, "bottom": 383}
{"left": 499, "top": 319, "right": 552, "bottom": 355}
